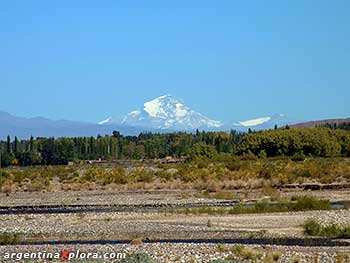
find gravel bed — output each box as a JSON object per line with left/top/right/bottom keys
{"left": 311, "top": 209, "right": 350, "bottom": 227}
{"left": 0, "top": 243, "right": 349, "bottom": 263}
{"left": 0, "top": 210, "right": 349, "bottom": 241}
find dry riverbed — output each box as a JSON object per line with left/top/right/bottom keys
{"left": 0, "top": 190, "right": 349, "bottom": 262}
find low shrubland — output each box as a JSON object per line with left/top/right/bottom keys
{"left": 1, "top": 157, "right": 350, "bottom": 192}
{"left": 170, "top": 196, "right": 332, "bottom": 215}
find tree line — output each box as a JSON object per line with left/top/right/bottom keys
{"left": 0, "top": 127, "right": 349, "bottom": 167}
{"left": 317, "top": 121, "right": 350, "bottom": 131}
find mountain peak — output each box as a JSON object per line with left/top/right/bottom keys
{"left": 98, "top": 96, "right": 294, "bottom": 131}
{"left": 100, "top": 95, "right": 223, "bottom": 130}
{"left": 143, "top": 94, "right": 181, "bottom": 118}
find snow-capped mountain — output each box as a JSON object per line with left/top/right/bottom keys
{"left": 0, "top": 95, "right": 298, "bottom": 139}
{"left": 99, "top": 95, "right": 295, "bottom": 132}
{"left": 100, "top": 95, "right": 223, "bottom": 130}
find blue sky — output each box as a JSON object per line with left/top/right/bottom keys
{"left": 0, "top": 0, "right": 349, "bottom": 123}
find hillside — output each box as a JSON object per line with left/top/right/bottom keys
{"left": 291, "top": 118, "right": 350, "bottom": 128}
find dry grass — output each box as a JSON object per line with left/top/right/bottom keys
{"left": 2, "top": 157, "right": 350, "bottom": 192}
{"left": 229, "top": 245, "right": 263, "bottom": 261}
{"left": 130, "top": 238, "right": 143, "bottom": 246}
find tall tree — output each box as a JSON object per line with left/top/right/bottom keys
{"left": 6, "top": 135, "right": 11, "bottom": 153}
{"left": 29, "top": 135, "right": 34, "bottom": 152}
{"left": 14, "top": 136, "right": 19, "bottom": 155}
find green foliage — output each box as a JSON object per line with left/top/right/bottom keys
{"left": 292, "top": 195, "right": 331, "bottom": 211}
{"left": 18, "top": 151, "right": 42, "bottom": 166}
{"left": 238, "top": 128, "right": 350, "bottom": 158}
{"left": 291, "top": 152, "right": 306, "bottom": 161}
{"left": 3, "top": 156, "right": 350, "bottom": 192}
{"left": 1, "top": 128, "right": 350, "bottom": 167}
{"left": 0, "top": 170, "right": 10, "bottom": 179}
{"left": 319, "top": 122, "right": 350, "bottom": 131}
{"left": 0, "top": 233, "right": 21, "bottom": 245}
{"left": 304, "top": 219, "right": 350, "bottom": 238}
{"left": 173, "top": 196, "right": 332, "bottom": 215}
{"left": 270, "top": 252, "right": 282, "bottom": 262}
{"left": 190, "top": 142, "right": 218, "bottom": 160}
{"left": 0, "top": 152, "right": 15, "bottom": 167}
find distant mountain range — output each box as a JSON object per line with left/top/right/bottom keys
{"left": 0, "top": 111, "right": 141, "bottom": 139}
{"left": 0, "top": 95, "right": 346, "bottom": 139}
{"left": 99, "top": 95, "right": 293, "bottom": 131}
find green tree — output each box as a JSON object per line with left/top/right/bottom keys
{"left": 190, "top": 142, "right": 218, "bottom": 160}
{"left": 13, "top": 136, "right": 19, "bottom": 155}
{"left": 6, "top": 135, "right": 11, "bottom": 153}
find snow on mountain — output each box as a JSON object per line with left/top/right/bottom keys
{"left": 238, "top": 117, "right": 271, "bottom": 127}
{"left": 100, "top": 95, "right": 223, "bottom": 130}
{"left": 231, "top": 114, "right": 292, "bottom": 131}
{"left": 98, "top": 95, "right": 294, "bottom": 132}
{"left": 98, "top": 117, "right": 113, "bottom": 125}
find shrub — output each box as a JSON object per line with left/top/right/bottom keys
{"left": 240, "top": 152, "right": 258, "bottom": 161}
{"left": 304, "top": 219, "right": 350, "bottom": 238}
{"left": 0, "top": 233, "right": 21, "bottom": 245}
{"left": 291, "top": 254, "right": 301, "bottom": 263}
{"left": 271, "top": 251, "right": 282, "bottom": 261}
{"left": 209, "top": 191, "right": 235, "bottom": 200}
{"left": 291, "top": 152, "right": 306, "bottom": 161}
{"left": 230, "top": 245, "right": 262, "bottom": 261}
{"left": 224, "top": 159, "right": 242, "bottom": 171}
{"left": 172, "top": 196, "right": 332, "bottom": 215}
{"left": 262, "top": 186, "right": 280, "bottom": 201}
{"left": 0, "top": 170, "right": 11, "bottom": 179}
{"left": 216, "top": 243, "right": 227, "bottom": 253}
{"left": 207, "top": 219, "right": 213, "bottom": 227}
{"left": 304, "top": 219, "right": 321, "bottom": 236}
{"left": 293, "top": 196, "right": 331, "bottom": 211}
{"left": 291, "top": 255, "right": 301, "bottom": 263}
{"left": 130, "top": 238, "right": 143, "bottom": 246}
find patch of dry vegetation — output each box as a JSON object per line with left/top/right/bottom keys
{"left": 2, "top": 157, "right": 350, "bottom": 192}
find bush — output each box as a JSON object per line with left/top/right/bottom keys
{"left": 262, "top": 186, "right": 280, "bottom": 201}
{"left": 293, "top": 196, "right": 331, "bottom": 211}
{"left": 173, "top": 196, "right": 332, "bottom": 215}
{"left": 304, "top": 219, "right": 350, "bottom": 238}
{"left": 0, "top": 233, "right": 21, "bottom": 245}
{"left": 291, "top": 152, "right": 306, "bottom": 161}
{"left": 240, "top": 151, "right": 258, "bottom": 161}
{"left": 130, "top": 238, "right": 143, "bottom": 245}
{"left": 230, "top": 245, "right": 262, "bottom": 261}
{"left": 271, "top": 252, "right": 282, "bottom": 261}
